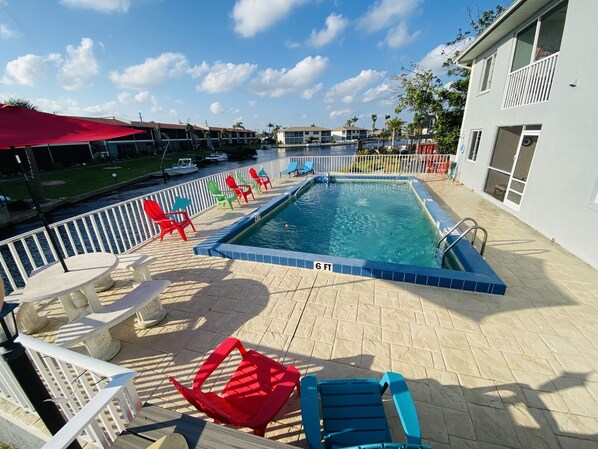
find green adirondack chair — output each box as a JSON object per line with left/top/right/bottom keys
{"left": 236, "top": 171, "right": 261, "bottom": 194}
{"left": 207, "top": 180, "right": 239, "bottom": 210}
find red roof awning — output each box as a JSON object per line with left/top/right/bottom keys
{"left": 0, "top": 104, "right": 144, "bottom": 149}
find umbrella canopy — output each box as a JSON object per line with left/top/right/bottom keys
{"left": 0, "top": 104, "right": 144, "bottom": 149}
{"left": 0, "top": 104, "right": 145, "bottom": 273}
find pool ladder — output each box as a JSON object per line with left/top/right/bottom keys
{"left": 436, "top": 217, "right": 488, "bottom": 268}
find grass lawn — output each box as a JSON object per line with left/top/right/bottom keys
{"left": 0, "top": 151, "right": 198, "bottom": 200}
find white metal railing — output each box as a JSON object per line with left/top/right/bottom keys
{"left": 503, "top": 52, "right": 559, "bottom": 109}
{"left": 0, "top": 158, "right": 291, "bottom": 292}
{"left": 0, "top": 154, "right": 449, "bottom": 290}
{"left": 0, "top": 334, "right": 140, "bottom": 449}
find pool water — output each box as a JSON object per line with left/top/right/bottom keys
{"left": 231, "top": 181, "right": 440, "bottom": 268}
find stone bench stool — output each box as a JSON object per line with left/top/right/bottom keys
{"left": 54, "top": 279, "right": 170, "bottom": 360}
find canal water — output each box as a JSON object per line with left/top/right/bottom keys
{"left": 1, "top": 144, "right": 356, "bottom": 239}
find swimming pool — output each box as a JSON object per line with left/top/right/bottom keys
{"left": 231, "top": 181, "right": 441, "bottom": 268}
{"left": 194, "top": 175, "right": 506, "bottom": 295}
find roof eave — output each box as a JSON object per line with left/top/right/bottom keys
{"left": 456, "top": 0, "right": 542, "bottom": 65}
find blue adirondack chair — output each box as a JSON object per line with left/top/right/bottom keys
{"left": 297, "top": 161, "right": 314, "bottom": 175}
{"left": 281, "top": 161, "right": 298, "bottom": 176}
{"left": 301, "top": 372, "right": 431, "bottom": 449}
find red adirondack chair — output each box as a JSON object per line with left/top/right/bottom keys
{"left": 169, "top": 337, "right": 300, "bottom": 436}
{"left": 249, "top": 168, "right": 272, "bottom": 190}
{"left": 143, "top": 199, "right": 196, "bottom": 241}
{"left": 225, "top": 175, "right": 254, "bottom": 203}
{"left": 435, "top": 160, "right": 450, "bottom": 174}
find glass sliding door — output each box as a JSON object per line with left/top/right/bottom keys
{"left": 484, "top": 125, "right": 541, "bottom": 210}
{"left": 504, "top": 133, "right": 538, "bottom": 210}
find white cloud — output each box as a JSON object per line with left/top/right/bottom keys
{"left": 117, "top": 90, "right": 150, "bottom": 104}
{"left": 117, "top": 91, "right": 130, "bottom": 104}
{"left": 134, "top": 90, "right": 149, "bottom": 102}
{"left": 307, "top": 13, "right": 347, "bottom": 47}
{"left": 0, "top": 24, "right": 15, "bottom": 39}
{"left": 324, "top": 69, "right": 384, "bottom": 103}
{"left": 418, "top": 38, "right": 473, "bottom": 75}
{"left": 382, "top": 21, "right": 420, "bottom": 49}
{"left": 2, "top": 53, "right": 61, "bottom": 86}
{"left": 82, "top": 100, "right": 120, "bottom": 115}
{"left": 57, "top": 37, "right": 99, "bottom": 90}
{"left": 196, "top": 62, "right": 256, "bottom": 93}
{"left": 231, "top": 0, "right": 307, "bottom": 37}
{"left": 149, "top": 96, "right": 161, "bottom": 112}
{"left": 301, "top": 83, "right": 323, "bottom": 99}
{"left": 188, "top": 61, "right": 209, "bottom": 79}
{"left": 362, "top": 82, "right": 391, "bottom": 103}
{"left": 248, "top": 55, "right": 328, "bottom": 98}
{"left": 209, "top": 101, "right": 224, "bottom": 114}
{"left": 330, "top": 108, "right": 352, "bottom": 119}
{"left": 168, "top": 108, "right": 178, "bottom": 118}
{"left": 59, "top": 0, "right": 132, "bottom": 13}
{"left": 285, "top": 40, "right": 301, "bottom": 49}
{"left": 356, "top": 0, "right": 421, "bottom": 33}
{"left": 109, "top": 52, "right": 189, "bottom": 89}
{"left": 248, "top": 100, "right": 256, "bottom": 106}
{"left": 32, "top": 97, "right": 80, "bottom": 115}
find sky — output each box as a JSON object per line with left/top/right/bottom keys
{"left": 0, "top": 0, "right": 506, "bottom": 133}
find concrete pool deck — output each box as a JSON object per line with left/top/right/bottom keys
{"left": 23, "top": 175, "right": 598, "bottom": 448}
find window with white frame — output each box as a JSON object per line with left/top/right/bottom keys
{"left": 480, "top": 54, "right": 496, "bottom": 93}
{"left": 511, "top": 1, "right": 568, "bottom": 72}
{"left": 468, "top": 130, "right": 482, "bottom": 161}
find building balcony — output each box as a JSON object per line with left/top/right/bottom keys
{"left": 502, "top": 52, "right": 559, "bottom": 109}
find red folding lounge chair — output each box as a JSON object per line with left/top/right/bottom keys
{"left": 249, "top": 167, "right": 272, "bottom": 190}
{"left": 225, "top": 175, "right": 255, "bottom": 203}
{"left": 169, "top": 337, "right": 301, "bottom": 437}
{"left": 143, "top": 199, "right": 196, "bottom": 241}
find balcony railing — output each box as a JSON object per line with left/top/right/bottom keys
{"left": 0, "top": 154, "right": 449, "bottom": 292}
{"left": 503, "top": 52, "right": 559, "bottom": 109}
{"left": 0, "top": 334, "right": 140, "bottom": 449}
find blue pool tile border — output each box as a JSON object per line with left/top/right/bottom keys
{"left": 193, "top": 174, "right": 507, "bottom": 295}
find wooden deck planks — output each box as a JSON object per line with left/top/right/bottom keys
{"left": 111, "top": 403, "right": 293, "bottom": 449}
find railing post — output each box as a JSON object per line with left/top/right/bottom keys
{"left": 0, "top": 304, "right": 82, "bottom": 449}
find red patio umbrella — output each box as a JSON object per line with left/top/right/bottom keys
{"left": 0, "top": 104, "right": 144, "bottom": 149}
{"left": 0, "top": 104, "right": 145, "bottom": 272}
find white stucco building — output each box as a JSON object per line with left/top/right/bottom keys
{"left": 276, "top": 127, "right": 332, "bottom": 145}
{"left": 456, "top": 0, "right": 598, "bottom": 269}
{"left": 331, "top": 126, "right": 368, "bottom": 141}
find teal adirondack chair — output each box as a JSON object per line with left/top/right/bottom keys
{"left": 207, "top": 180, "right": 240, "bottom": 210}
{"left": 301, "top": 372, "right": 431, "bottom": 449}
{"left": 236, "top": 171, "right": 261, "bottom": 194}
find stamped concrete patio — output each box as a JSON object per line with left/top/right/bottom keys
{"left": 33, "top": 175, "right": 598, "bottom": 448}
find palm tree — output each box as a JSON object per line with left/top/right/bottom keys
{"left": 220, "top": 128, "right": 229, "bottom": 145}
{"left": 184, "top": 123, "right": 193, "bottom": 150}
{"left": 4, "top": 98, "right": 45, "bottom": 202}
{"left": 203, "top": 129, "right": 213, "bottom": 149}
{"left": 272, "top": 125, "right": 281, "bottom": 143}
{"left": 267, "top": 122, "right": 274, "bottom": 138}
{"left": 371, "top": 114, "right": 377, "bottom": 132}
{"left": 232, "top": 121, "right": 244, "bottom": 144}
{"left": 384, "top": 114, "right": 391, "bottom": 130}
{"left": 385, "top": 117, "right": 404, "bottom": 149}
